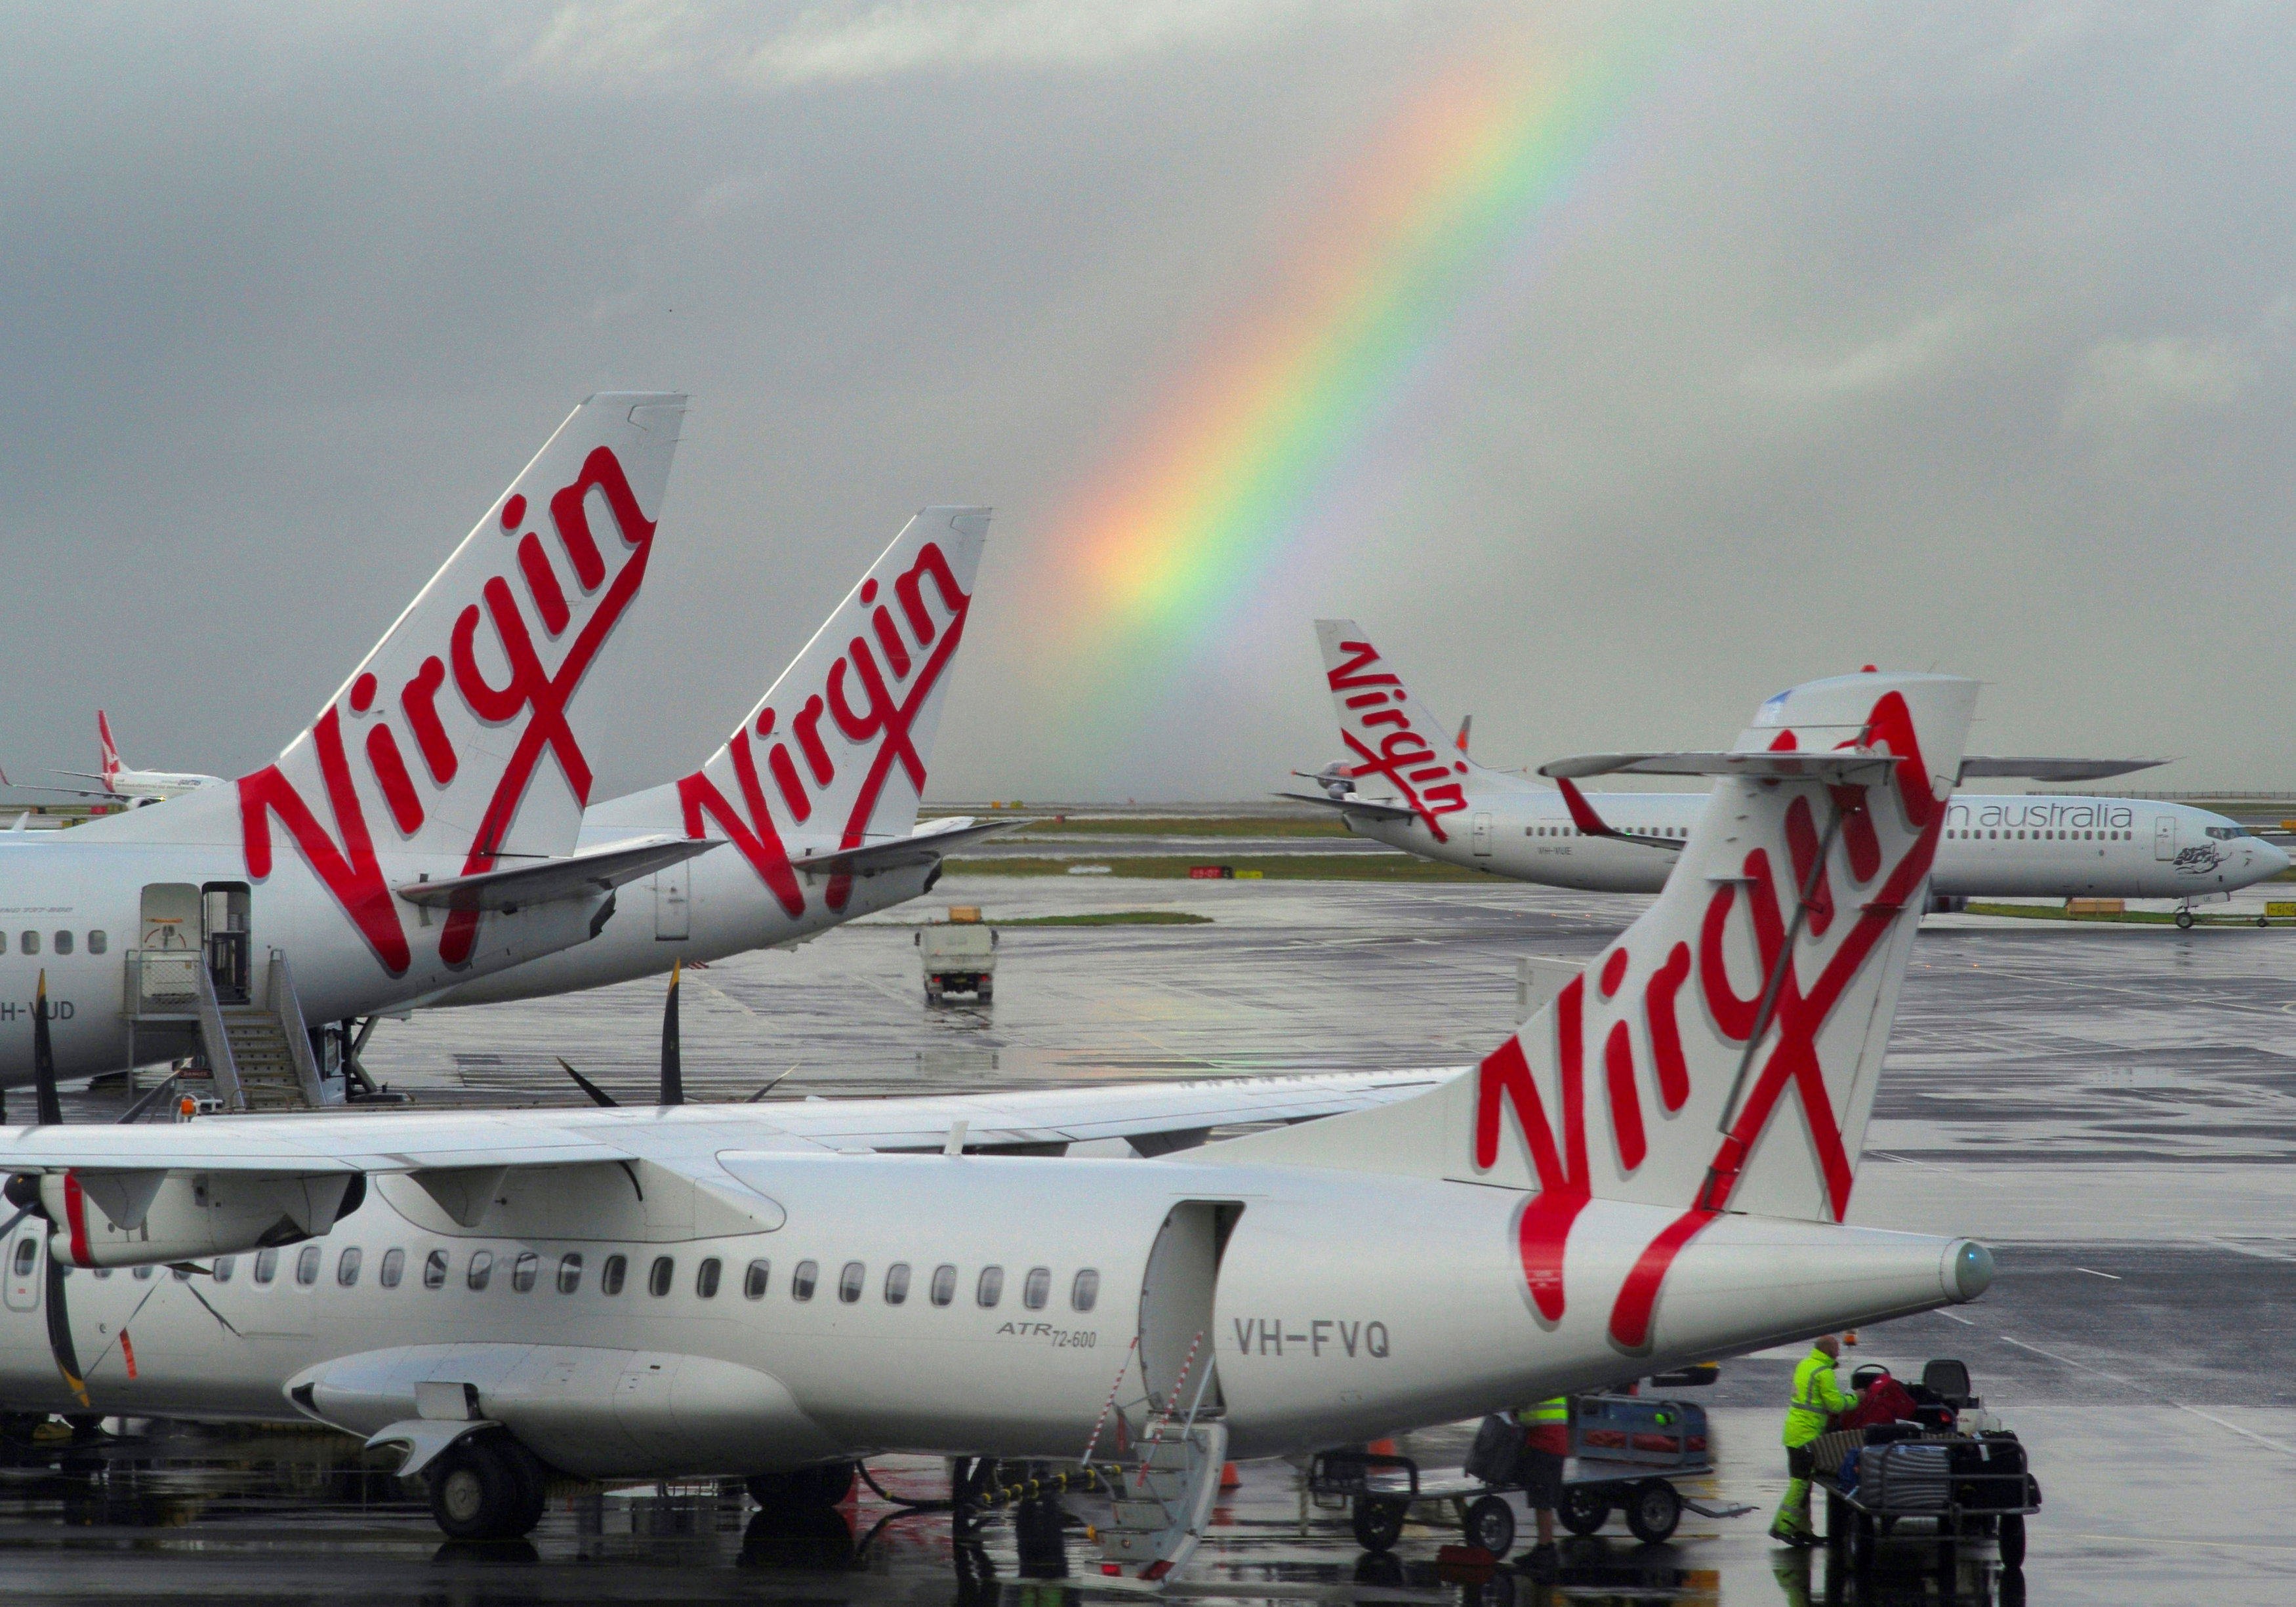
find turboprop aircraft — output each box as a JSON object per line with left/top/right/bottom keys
{"left": 1292, "top": 620, "right": 2287, "bottom": 924}
{"left": 430, "top": 506, "right": 1004, "bottom": 1011}
{"left": 0, "top": 670, "right": 1993, "bottom": 1580}
{"left": 0, "top": 394, "right": 712, "bottom": 1087}
{"left": 12, "top": 712, "right": 224, "bottom": 807}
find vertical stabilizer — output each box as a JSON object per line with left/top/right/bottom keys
{"left": 96, "top": 712, "right": 123, "bottom": 790}
{"left": 649, "top": 506, "right": 989, "bottom": 916}
{"left": 1213, "top": 671, "right": 1978, "bottom": 1350}
{"left": 1314, "top": 619, "right": 1512, "bottom": 843}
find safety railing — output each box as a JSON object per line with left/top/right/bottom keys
{"left": 124, "top": 948, "right": 204, "bottom": 1015}
{"left": 267, "top": 949, "right": 329, "bottom": 1107}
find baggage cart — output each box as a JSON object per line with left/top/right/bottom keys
{"left": 1309, "top": 1394, "right": 1740, "bottom": 1560}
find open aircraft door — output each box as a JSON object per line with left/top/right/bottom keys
{"left": 1138, "top": 1202, "right": 1240, "bottom": 1414}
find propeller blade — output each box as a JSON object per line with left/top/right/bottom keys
{"left": 32, "top": 970, "right": 61, "bottom": 1126}
{"left": 745, "top": 1064, "right": 800, "bottom": 1103}
{"left": 554, "top": 1057, "right": 619, "bottom": 1109}
{"left": 659, "top": 959, "right": 683, "bottom": 1108}
{"left": 45, "top": 1252, "right": 87, "bottom": 1408}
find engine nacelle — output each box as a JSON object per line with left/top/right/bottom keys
{"left": 37, "top": 1168, "right": 364, "bottom": 1268}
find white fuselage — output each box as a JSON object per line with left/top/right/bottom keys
{"left": 1347, "top": 784, "right": 2287, "bottom": 900}
{"left": 0, "top": 1132, "right": 1978, "bottom": 1472}
{"left": 106, "top": 770, "right": 224, "bottom": 803}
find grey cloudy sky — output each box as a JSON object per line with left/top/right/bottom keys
{"left": 2, "top": 1, "right": 2290, "bottom": 803}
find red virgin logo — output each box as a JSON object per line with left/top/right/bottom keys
{"left": 676, "top": 540, "right": 971, "bottom": 916}
{"left": 238, "top": 447, "right": 657, "bottom": 975}
{"left": 1473, "top": 691, "right": 1944, "bottom": 1353}
{"left": 1326, "top": 640, "right": 1469, "bottom": 842}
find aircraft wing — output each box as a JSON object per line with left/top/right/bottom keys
{"left": 1956, "top": 756, "right": 2169, "bottom": 783}
{"left": 1274, "top": 790, "right": 1420, "bottom": 822}
{"left": 394, "top": 836, "right": 721, "bottom": 914}
{"left": 1546, "top": 777, "right": 1687, "bottom": 853}
{"left": 11, "top": 782, "right": 119, "bottom": 800}
{"left": 787, "top": 816, "right": 1021, "bottom": 878}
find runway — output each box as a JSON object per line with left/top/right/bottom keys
{"left": 23, "top": 869, "right": 2296, "bottom": 1605}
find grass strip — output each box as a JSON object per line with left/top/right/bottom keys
{"left": 989, "top": 911, "right": 1214, "bottom": 927}
{"left": 943, "top": 854, "right": 1487, "bottom": 882}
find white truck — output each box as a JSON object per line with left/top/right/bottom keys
{"left": 916, "top": 907, "right": 997, "bottom": 1004}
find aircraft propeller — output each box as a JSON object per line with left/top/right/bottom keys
{"left": 557, "top": 959, "right": 691, "bottom": 1109}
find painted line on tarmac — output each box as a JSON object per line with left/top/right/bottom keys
{"left": 1996, "top": 1335, "right": 2296, "bottom": 1456}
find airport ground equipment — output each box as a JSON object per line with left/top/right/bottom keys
{"left": 1313, "top": 1393, "right": 1732, "bottom": 1558}
{"left": 1813, "top": 1360, "right": 2040, "bottom": 1572}
{"left": 917, "top": 908, "right": 996, "bottom": 1003}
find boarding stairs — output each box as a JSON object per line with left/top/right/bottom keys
{"left": 1088, "top": 1334, "right": 1227, "bottom": 1582}
{"left": 121, "top": 946, "right": 329, "bottom": 1112}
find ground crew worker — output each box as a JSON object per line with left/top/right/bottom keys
{"left": 1771, "top": 1335, "right": 1853, "bottom": 1545}
{"left": 1513, "top": 1396, "right": 1569, "bottom": 1566}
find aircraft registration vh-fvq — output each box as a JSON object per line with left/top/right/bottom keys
{"left": 1294, "top": 621, "right": 2289, "bottom": 924}
{"left": 0, "top": 670, "right": 1994, "bottom": 1582}
{"left": 0, "top": 386, "right": 1004, "bottom": 1093}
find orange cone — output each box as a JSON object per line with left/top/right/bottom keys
{"left": 1367, "top": 1438, "right": 1396, "bottom": 1455}
{"left": 1220, "top": 1461, "right": 1241, "bottom": 1489}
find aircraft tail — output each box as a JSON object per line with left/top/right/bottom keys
{"left": 1216, "top": 671, "right": 1977, "bottom": 1339}
{"left": 649, "top": 507, "right": 989, "bottom": 914}
{"left": 1313, "top": 619, "right": 1518, "bottom": 842}
{"left": 102, "top": 393, "right": 685, "bottom": 970}
{"left": 96, "top": 712, "right": 123, "bottom": 790}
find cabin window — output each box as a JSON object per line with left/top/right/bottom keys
{"left": 0, "top": 934, "right": 7, "bottom": 954}
{"left": 87, "top": 931, "right": 106, "bottom": 955}
{"left": 977, "top": 1265, "right": 1004, "bottom": 1308}
{"left": 296, "top": 1245, "right": 321, "bottom": 1286}
{"left": 743, "top": 1259, "right": 769, "bottom": 1300}
{"left": 792, "top": 1260, "right": 818, "bottom": 1301}
{"left": 92, "top": 1268, "right": 111, "bottom": 1280}
{"left": 696, "top": 1257, "right": 722, "bottom": 1299}
{"left": 213, "top": 1255, "right": 235, "bottom": 1284}
{"left": 468, "top": 1251, "right": 494, "bottom": 1291}
{"left": 174, "top": 1264, "right": 194, "bottom": 1280}
{"left": 134, "top": 1265, "right": 154, "bottom": 1280}
{"left": 1072, "top": 1269, "right": 1099, "bottom": 1312}
{"left": 379, "top": 1248, "right": 403, "bottom": 1288}
{"left": 1023, "top": 1267, "right": 1051, "bottom": 1309}
{"left": 254, "top": 1248, "right": 279, "bottom": 1285}
{"left": 648, "top": 1256, "right": 674, "bottom": 1297}
{"left": 10, "top": 1238, "right": 36, "bottom": 1276}
{"left": 337, "top": 1247, "right": 362, "bottom": 1287}
{"left": 838, "top": 1261, "right": 865, "bottom": 1303}
{"left": 423, "top": 1249, "right": 448, "bottom": 1289}
{"left": 512, "top": 1252, "right": 539, "bottom": 1293}
{"left": 930, "top": 1264, "right": 956, "bottom": 1306}
{"left": 52, "top": 931, "right": 72, "bottom": 956}
{"left": 884, "top": 1263, "right": 911, "bottom": 1305}
{"left": 19, "top": 932, "right": 36, "bottom": 956}
{"left": 602, "top": 1254, "right": 627, "bottom": 1295}
{"left": 557, "top": 1253, "right": 583, "bottom": 1294}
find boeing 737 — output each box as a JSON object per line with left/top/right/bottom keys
{"left": 1292, "top": 621, "right": 2287, "bottom": 924}
{"left": 5, "top": 712, "right": 225, "bottom": 809}
{"left": 0, "top": 670, "right": 1996, "bottom": 1577}
{"left": 0, "top": 394, "right": 708, "bottom": 1085}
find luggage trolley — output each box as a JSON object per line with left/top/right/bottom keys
{"left": 1311, "top": 1393, "right": 1729, "bottom": 1560}
{"left": 1811, "top": 1360, "right": 2042, "bottom": 1573}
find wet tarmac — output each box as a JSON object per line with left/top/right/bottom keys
{"left": 34, "top": 867, "right": 2296, "bottom": 1604}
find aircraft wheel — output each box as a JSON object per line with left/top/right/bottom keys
{"left": 1559, "top": 1484, "right": 1609, "bottom": 1536}
{"left": 1464, "top": 1493, "right": 1515, "bottom": 1557}
{"left": 2259, "top": 916, "right": 2271, "bottom": 929}
{"left": 429, "top": 1436, "right": 535, "bottom": 1540}
{"left": 1624, "top": 1479, "right": 1681, "bottom": 1545}
{"left": 497, "top": 1436, "right": 549, "bottom": 1534}
{"left": 1351, "top": 1496, "right": 1407, "bottom": 1553}
{"left": 2177, "top": 910, "right": 2195, "bottom": 930}
{"left": 748, "top": 1461, "right": 855, "bottom": 1509}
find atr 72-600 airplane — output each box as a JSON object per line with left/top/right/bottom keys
{"left": 0, "top": 394, "right": 710, "bottom": 1084}
{"left": 1292, "top": 621, "right": 2287, "bottom": 926}
{"left": 0, "top": 670, "right": 1994, "bottom": 1577}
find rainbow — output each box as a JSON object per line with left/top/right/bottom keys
{"left": 1031, "top": 30, "right": 1661, "bottom": 716}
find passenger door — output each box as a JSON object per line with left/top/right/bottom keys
{"left": 3, "top": 1229, "right": 41, "bottom": 1313}
{"left": 1139, "top": 1202, "right": 1239, "bottom": 1414}
{"left": 2155, "top": 817, "right": 2177, "bottom": 861}
{"left": 1471, "top": 813, "right": 1493, "bottom": 858}
{"left": 653, "top": 863, "right": 691, "bottom": 941}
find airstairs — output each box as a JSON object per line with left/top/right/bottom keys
{"left": 1086, "top": 1334, "right": 1227, "bottom": 1582}
{"left": 123, "top": 946, "right": 331, "bottom": 1112}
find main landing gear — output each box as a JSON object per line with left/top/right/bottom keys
{"left": 748, "top": 1461, "right": 858, "bottom": 1509}
{"left": 428, "top": 1433, "right": 550, "bottom": 1540}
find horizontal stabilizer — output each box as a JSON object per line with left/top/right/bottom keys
{"left": 1540, "top": 750, "right": 1904, "bottom": 783}
{"left": 1549, "top": 779, "right": 1686, "bottom": 853}
{"left": 787, "top": 815, "right": 1019, "bottom": 878}
{"left": 1273, "top": 790, "right": 1419, "bottom": 821}
{"left": 1957, "top": 756, "right": 2167, "bottom": 782}
{"left": 394, "top": 836, "right": 718, "bottom": 914}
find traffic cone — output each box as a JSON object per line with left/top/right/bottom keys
{"left": 1220, "top": 1462, "right": 1241, "bottom": 1490}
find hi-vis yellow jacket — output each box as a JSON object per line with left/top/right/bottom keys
{"left": 1783, "top": 1348, "right": 1854, "bottom": 1448}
